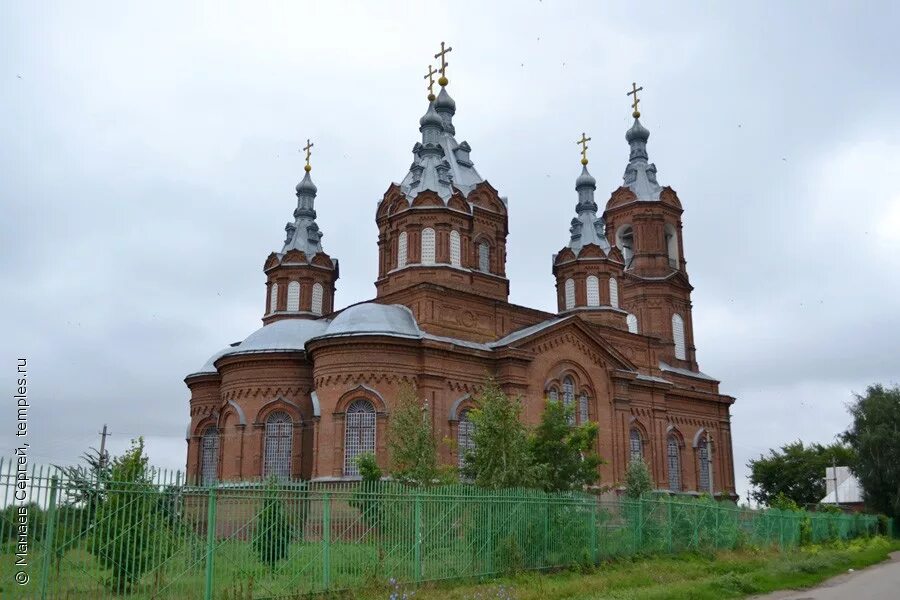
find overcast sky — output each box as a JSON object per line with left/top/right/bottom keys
{"left": 2, "top": 1, "right": 899, "bottom": 503}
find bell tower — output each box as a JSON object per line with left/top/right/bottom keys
{"left": 262, "top": 140, "right": 339, "bottom": 324}
{"left": 552, "top": 133, "right": 627, "bottom": 329}
{"left": 603, "top": 86, "right": 697, "bottom": 369}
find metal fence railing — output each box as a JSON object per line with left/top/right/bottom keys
{"left": 0, "top": 461, "right": 887, "bottom": 599}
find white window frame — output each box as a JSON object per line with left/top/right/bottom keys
{"left": 397, "top": 231, "right": 408, "bottom": 269}
{"left": 286, "top": 281, "right": 301, "bottom": 312}
{"left": 344, "top": 399, "right": 376, "bottom": 476}
{"left": 200, "top": 427, "right": 219, "bottom": 485}
{"left": 269, "top": 282, "right": 279, "bottom": 313}
{"left": 457, "top": 409, "right": 475, "bottom": 469}
{"left": 564, "top": 278, "right": 575, "bottom": 310}
{"left": 478, "top": 240, "right": 490, "bottom": 272}
{"left": 609, "top": 277, "right": 619, "bottom": 309}
{"left": 627, "top": 313, "right": 639, "bottom": 334}
{"left": 586, "top": 275, "right": 600, "bottom": 307}
{"left": 421, "top": 228, "right": 436, "bottom": 265}
{"left": 311, "top": 282, "right": 324, "bottom": 315}
{"left": 450, "top": 230, "right": 461, "bottom": 267}
{"left": 263, "top": 412, "right": 293, "bottom": 480}
{"left": 672, "top": 313, "right": 686, "bottom": 360}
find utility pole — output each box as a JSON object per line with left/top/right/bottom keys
{"left": 832, "top": 456, "right": 840, "bottom": 507}
{"left": 99, "top": 424, "right": 110, "bottom": 469}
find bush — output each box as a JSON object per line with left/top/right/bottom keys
{"left": 252, "top": 479, "right": 295, "bottom": 568}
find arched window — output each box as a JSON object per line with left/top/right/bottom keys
{"left": 564, "top": 278, "right": 575, "bottom": 310}
{"left": 616, "top": 225, "right": 634, "bottom": 268}
{"left": 421, "top": 227, "right": 436, "bottom": 265}
{"left": 286, "top": 281, "right": 300, "bottom": 312}
{"left": 672, "top": 314, "right": 686, "bottom": 360}
{"left": 397, "top": 231, "right": 408, "bottom": 269}
{"left": 609, "top": 277, "right": 619, "bottom": 309}
{"left": 344, "top": 399, "right": 376, "bottom": 476}
{"left": 478, "top": 240, "right": 490, "bottom": 272}
{"left": 547, "top": 387, "right": 559, "bottom": 403}
{"left": 457, "top": 409, "right": 475, "bottom": 469}
{"left": 263, "top": 412, "right": 293, "bottom": 480}
{"left": 200, "top": 427, "right": 219, "bottom": 485}
{"left": 586, "top": 275, "right": 600, "bottom": 307}
{"left": 578, "top": 393, "right": 589, "bottom": 424}
{"left": 629, "top": 428, "right": 643, "bottom": 463}
{"left": 626, "top": 313, "right": 639, "bottom": 334}
{"left": 311, "top": 283, "right": 324, "bottom": 316}
{"left": 667, "top": 434, "right": 682, "bottom": 492}
{"left": 665, "top": 223, "right": 679, "bottom": 269}
{"left": 269, "top": 282, "right": 279, "bottom": 313}
{"left": 698, "top": 435, "right": 712, "bottom": 493}
{"left": 450, "top": 230, "right": 461, "bottom": 267}
{"left": 563, "top": 376, "right": 575, "bottom": 425}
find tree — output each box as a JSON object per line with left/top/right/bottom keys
{"left": 530, "top": 399, "right": 602, "bottom": 492}
{"left": 748, "top": 440, "right": 856, "bottom": 507}
{"left": 842, "top": 384, "right": 900, "bottom": 518}
{"left": 89, "top": 438, "right": 176, "bottom": 592}
{"left": 387, "top": 384, "right": 452, "bottom": 485}
{"left": 252, "top": 478, "right": 294, "bottom": 568}
{"left": 625, "top": 457, "right": 653, "bottom": 499}
{"left": 461, "top": 378, "right": 537, "bottom": 489}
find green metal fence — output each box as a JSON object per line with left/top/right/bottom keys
{"left": 0, "top": 461, "right": 886, "bottom": 599}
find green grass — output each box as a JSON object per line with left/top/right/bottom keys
{"left": 337, "top": 536, "right": 900, "bottom": 600}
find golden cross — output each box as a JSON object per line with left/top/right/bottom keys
{"left": 424, "top": 64, "right": 438, "bottom": 101}
{"left": 627, "top": 82, "right": 643, "bottom": 118}
{"left": 434, "top": 41, "right": 452, "bottom": 86}
{"left": 302, "top": 139, "right": 314, "bottom": 172}
{"left": 576, "top": 132, "right": 591, "bottom": 165}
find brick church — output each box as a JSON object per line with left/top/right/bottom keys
{"left": 184, "top": 55, "right": 737, "bottom": 497}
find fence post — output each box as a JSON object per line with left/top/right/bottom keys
{"left": 323, "top": 493, "right": 331, "bottom": 590}
{"left": 714, "top": 502, "right": 720, "bottom": 550}
{"left": 667, "top": 498, "right": 673, "bottom": 553}
{"left": 39, "top": 476, "right": 59, "bottom": 600}
{"left": 414, "top": 493, "right": 423, "bottom": 583}
{"left": 543, "top": 499, "right": 550, "bottom": 568}
{"left": 590, "top": 499, "right": 599, "bottom": 565}
{"left": 487, "top": 499, "right": 494, "bottom": 574}
{"left": 204, "top": 486, "right": 217, "bottom": 600}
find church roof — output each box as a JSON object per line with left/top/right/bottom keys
{"left": 622, "top": 118, "right": 663, "bottom": 201}
{"left": 566, "top": 164, "right": 611, "bottom": 255}
{"left": 320, "top": 303, "right": 420, "bottom": 339}
{"left": 279, "top": 169, "right": 326, "bottom": 257}
{"left": 396, "top": 87, "right": 483, "bottom": 202}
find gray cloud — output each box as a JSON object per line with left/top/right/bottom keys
{"left": 3, "top": 1, "right": 899, "bottom": 500}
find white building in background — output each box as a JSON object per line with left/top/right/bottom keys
{"left": 820, "top": 465, "right": 864, "bottom": 510}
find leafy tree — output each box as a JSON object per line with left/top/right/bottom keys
{"left": 530, "top": 399, "right": 602, "bottom": 492}
{"left": 625, "top": 457, "right": 653, "bottom": 499}
{"left": 252, "top": 478, "right": 294, "bottom": 568}
{"left": 842, "top": 384, "right": 900, "bottom": 518}
{"left": 748, "top": 440, "right": 856, "bottom": 507}
{"left": 89, "top": 438, "right": 176, "bottom": 592}
{"left": 356, "top": 452, "right": 383, "bottom": 483}
{"left": 387, "top": 384, "right": 453, "bottom": 485}
{"left": 462, "top": 378, "right": 537, "bottom": 489}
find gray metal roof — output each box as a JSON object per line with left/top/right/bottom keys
{"left": 658, "top": 361, "right": 717, "bottom": 381}
{"left": 280, "top": 170, "right": 326, "bottom": 256}
{"left": 623, "top": 118, "right": 663, "bottom": 201}
{"left": 567, "top": 165, "right": 611, "bottom": 255}
{"left": 321, "top": 303, "right": 420, "bottom": 338}
{"left": 488, "top": 317, "right": 567, "bottom": 348}
{"left": 396, "top": 89, "right": 483, "bottom": 202}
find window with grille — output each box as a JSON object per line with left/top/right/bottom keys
{"left": 397, "top": 231, "right": 408, "bottom": 268}
{"left": 698, "top": 436, "right": 712, "bottom": 492}
{"left": 478, "top": 240, "right": 490, "bottom": 272}
{"left": 667, "top": 434, "right": 682, "bottom": 491}
{"left": 269, "top": 282, "right": 278, "bottom": 313}
{"left": 344, "top": 399, "right": 376, "bottom": 476}
{"left": 547, "top": 388, "right": 558, "bottom": 403}
{"left": 450, "top": 230, "right": 461, "bottom": 267}
{"left": 200, "top": 427, "right": 219, "bottom": 485}
{"left": 629, "top": 428, "right": 643, "bottom": 462}
{"left": 672, "top": 314, "right": 686, "bottom": 360}
{"left": 586, "top": 276, "right": 600, "bottom": 307}
{"left": 311, "top": 283, "right": 324, "bottom": 315}
{"left": 287, "top": 281, "right": 300, "bottom": 311}
{"left": 563, "top": 376, "right": 575, "bottom": 425}
{"left": 609, "top": 277, "right": 619, "bottom": 308}
{"left": 564, "top": 278, "right": 575, "bottom": 310}
{"left": 457, "top": 409, "right": 475, "bottom": 469}
{"left": 578, "top": 393, "right": 589, "bottom": 424}
{"left": 421, "top": 228, "right": 436, "bottom": 265}
{"left": 264, "top": 412, "right": 292, "bottom": 480}
{"left": 627, "top": 313, "right": 639, "bottom": 334}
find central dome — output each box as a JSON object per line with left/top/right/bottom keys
{"left": 323, "top": 303, "right": 421, "bottom": 338}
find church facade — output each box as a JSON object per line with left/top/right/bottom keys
{"left": 184, "top": 69, "right": 737, "bottom": 497}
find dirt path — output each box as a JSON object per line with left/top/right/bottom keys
{"left": 750, "top": 551, "right": 900, "bottom": 599}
